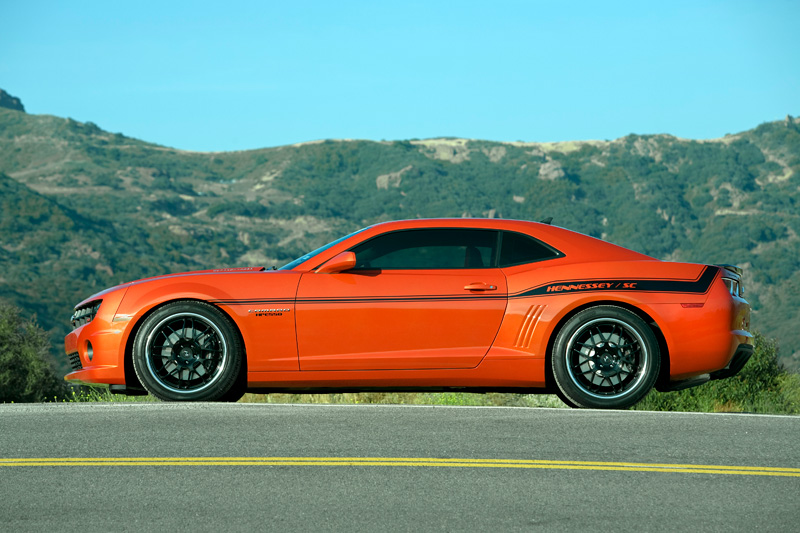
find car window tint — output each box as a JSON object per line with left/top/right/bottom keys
{"left": 351, "top": 229, "right": 498, "bottom": 269}
{"left": 499, "top": 231, "right": 561, "bottom": 267}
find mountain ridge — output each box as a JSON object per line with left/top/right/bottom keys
{"left": 1, "top": 101, "right": 799, "bottom": 375}
{"left": 0, "top": 89, "right": 25, "bottom": 112}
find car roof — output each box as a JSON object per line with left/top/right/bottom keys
{"left": 292, "top": 218, "right": 652, "bottom": 271}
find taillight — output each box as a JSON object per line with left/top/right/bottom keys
{"left": 722, "top": 277, "right": 742, "bottom": 297}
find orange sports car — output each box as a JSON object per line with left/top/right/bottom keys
{"left": 64, "top": 218, "right": 752, "bottom": 409}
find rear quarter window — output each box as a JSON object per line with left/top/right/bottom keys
{"left": 499, "top": 231, "right": 562, "bottom": 267}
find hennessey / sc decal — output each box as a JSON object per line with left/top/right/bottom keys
{"left": 512, "top": 266, "right": 718, "bottom": 298}
{"left": 546, "top": 282, "right": 638, "bottom": 292}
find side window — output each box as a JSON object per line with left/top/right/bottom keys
{"left": 351, "top": 229, "right": 498, "bottom": 269}
{"left": 499, "top": 231, "right": 561, "bottom": 267}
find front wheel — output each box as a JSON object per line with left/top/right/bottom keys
{"left": 132, "top": 301, "right": 244, "bottom": 401}
{"left": 552, "top": 306, "right": 659, "bottom": 409}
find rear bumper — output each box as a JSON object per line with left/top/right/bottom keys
{"left": 709, "top": 343, "right": 754, "bottom": 380}
{"left": 658, "top": 342, "right": 754, "bottom": 392}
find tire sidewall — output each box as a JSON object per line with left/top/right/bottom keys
{"left": 552, "top": 306, "right": 660, "bottom": 409}
{"left": 132, "top": 301, "right": 243, "bottom": 401}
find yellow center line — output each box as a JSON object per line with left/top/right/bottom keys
{"left": 0, "top": 457, "right": 798, "bottom": 477}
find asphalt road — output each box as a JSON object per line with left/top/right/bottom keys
{"left": 0, "top": 403, "right": 798, "bottom": 532}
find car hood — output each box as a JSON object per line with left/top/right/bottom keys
{"left": 75, "top": 267, "right": 270, "bottom": 308}
{"left": 129, "top": 266, "right": 267, "bottom": 284}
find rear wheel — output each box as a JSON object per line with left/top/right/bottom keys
{"left": 132, "top": 301, "right": 244, "bottom": 401}
{"left": 552, "top": 306, "right": 659, "bottom": 409}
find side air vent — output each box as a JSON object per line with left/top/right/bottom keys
{"left": 515, "top": 305, "right": 546, "bottom": 349}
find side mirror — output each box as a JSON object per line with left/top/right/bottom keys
{"left": 315, "top": 251, "right": 356, "bottom": 274}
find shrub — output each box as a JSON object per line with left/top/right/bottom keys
{"left": 636, "top": 332, "right": 800, "bottom": 414}
{"left": 0, "top": 304, "right": 69, "bottom": 403}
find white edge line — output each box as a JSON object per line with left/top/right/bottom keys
{"left": 0, "top": 403, "right": 797, "bottom": 419}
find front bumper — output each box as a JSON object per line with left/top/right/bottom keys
{"left": 64, "top": 321, "right": 128, "bottom": 385}
{"left": 64, "top": 288, "right": 130, "bottom": 386}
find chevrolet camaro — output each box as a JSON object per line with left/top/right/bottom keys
{"left": 64, "top": 218, "right": 753, "bottom": 409}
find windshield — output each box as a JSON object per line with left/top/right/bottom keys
{"left": 279, "top": 228, "right": 367, "bottom": 270}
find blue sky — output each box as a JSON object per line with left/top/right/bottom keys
{"left": 2, "top": 1, "right": 798, "bottom": 152}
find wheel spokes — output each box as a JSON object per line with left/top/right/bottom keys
{"left": 567, "top": 319, "right": 647, "bottom": 398}
{"left": 146, "top": 313, "right": 227, "bottom": 393}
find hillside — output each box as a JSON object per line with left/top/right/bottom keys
{"left": 1, "top": 100, "right": 799, "bottom": 375}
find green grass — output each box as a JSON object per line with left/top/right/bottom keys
{"left": 61, "top": 388, "right": 159, "bottom": 403}
{"left": 64, "top": 388, "right": 568, "bottom": 407}
{"left": 238, "top": 391, "right": 568, "bottom": 408}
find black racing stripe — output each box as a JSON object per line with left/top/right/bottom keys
{"left": 210, "top": 295, "right": 507, "bottom": 306}
{"left": 296, "top": 295, "right": 507, "bottom": 305}
{"left": 510, "top": 266, "right": 719, "bottom": 298}
{"left": 209, "top": 299, "right": 295, "bottom": 306}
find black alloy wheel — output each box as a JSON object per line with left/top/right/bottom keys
{"left": 132, "top": 301, "right": 244, "bottom": 402}
{"left": 552, "top": 306, "right": 660, "bottom": 409}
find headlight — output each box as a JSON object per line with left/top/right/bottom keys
{"left": 71, "top": 300, "right": 102, "bottom": 329}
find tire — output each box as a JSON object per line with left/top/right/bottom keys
{"left": 216, "top": 368, "right": 247, "bottom": 403}
{"left": 552, "top": 306, "right": 659, "bottom": 409}
{"left": 132, "top": 301, "right": 244, "bottom": 402}
{"left": 552, "top": 388, "right": 581, "bottom": 409}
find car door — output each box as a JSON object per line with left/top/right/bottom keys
{"left": 295, "top": 228, "right": 508, "bottom": 371}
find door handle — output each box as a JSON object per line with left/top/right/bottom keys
{"left": 464, "top": 282, "right": 498, "bottom": 291}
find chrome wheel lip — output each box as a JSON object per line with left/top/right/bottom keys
{"left": 144, "top": 312, "right": 228, "bottom": 395}
{"left": 565, "top": 317, "right": 649, "bottom": 401}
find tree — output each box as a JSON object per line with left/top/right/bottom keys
{"left": 0, "top": 304, "right": 69, "bottom": 402}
